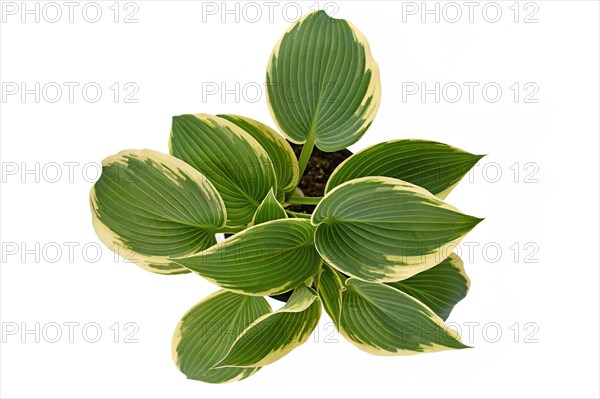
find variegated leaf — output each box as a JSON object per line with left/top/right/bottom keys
{"left": 326, "top": 139, "right": 484, "bottom": 199}
{"left": 340, "top": 279, "right": 468, "bottom": 355}
{"left": 218, "top": 114, "right": 299, "bottom": 195}
{"left": 172, "top": 290, "right": 271, "bottom": 383}
{"left": 251, "top": 188, "right": 287, "bottom": 226}
{"left": 388, "top": 253, "right": 470, "bottom": 321}
{"left": 215, "top": 286, "right": 321, "bottom": 368}
{"left": 172, "top": 219, "right": 322, "bottom": 296}
{"left": 169, "top": 114, "right": 277, "bottom": 228}
{"left": 266, "top": 10, "right": 381, "bottom": 152}
{"left": 90, "top": 149, "right": 226, "bottom": 274}
{"left": 312, "top": 176, "right": 482, "bottom": 282}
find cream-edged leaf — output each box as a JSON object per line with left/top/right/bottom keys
{"left": 326, "top": 139, "right": 484, "bottom": 199}
{"left": 172, "top": 290, "right": 271, "bottom": 383}
{"left": 218, "top": 114, "right": 299, "bottom": 194}
{"left": 312, "top": 177, "right": 482, "bottom": 282}
{"left": 340, "top": 279, "right": 468, "bottom": 355}
{"left": 215, "top": 286, "right": 321, "bottom": 368}
{"left": 250, "top": 188, "right": 288, "bottom": 226}
{"left": 266, "top": 10, "right": 381, "bottom": 152}
{"left": 172, "top": 219, "right": 322, "bottom": 296}
{"left": 169, "top": 113, "right": 277, "bottom": 228}
{"left": 90, "top": 149, "right": 226, "bottom": 275}
{"left": 388, "top": 253, "right": 470, "bottom": 321}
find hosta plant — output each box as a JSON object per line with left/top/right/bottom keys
{"left": 90, "top": 11, "right": 484, "bottom": 383}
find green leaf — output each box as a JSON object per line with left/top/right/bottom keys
{"left": 172, "top": 290, "right": 271, "bottom": 383}
{"left": 340, "top": 279, "right": 468, "bottom": 355}
{"left": 312, "top": 176, "right": 482, "bottom": 282}
{"left": 266, "top": 10, "right": 381, "bottom": 152}
{"left": 387, "top": 253, "right": 470, "bottom": 321}
{"left": 218, "top": 114, "right": 299, "bottom": 194}
{"left": 314, "top": 263, "right": 344, "bottom": 326}
{"left": 169, "top": 114, "right": 277, "bottom": 228}
{"left": 90, "top": 149, "right": 226, "bottom": 275}
{"left": 172, "top": 219, "right": 323, "bottom": 296}
{"left": 326, "top": 139, "right": 484, "bottom": 199}
{"left": 215, "top": 286, "right": 321, "bottom": 368}
{"left": 251, "top": 188, "right": 288, "bottom": 226}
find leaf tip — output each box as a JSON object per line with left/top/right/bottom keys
{"left": 472, "top": 154, "right": 487, "bottom": 165}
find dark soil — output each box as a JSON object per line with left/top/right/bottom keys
{"left": 226, "top": 142, "right": 351, "bottom": 303}
{"left": 287, "top": 143, "right": 352, "bottom": 214}
{"left": 269, "top": 143, "right": 351, "bottom": 303}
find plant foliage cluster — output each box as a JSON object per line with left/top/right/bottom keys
{"left": 90, "top": 11, "right": 484, "bottom": 383}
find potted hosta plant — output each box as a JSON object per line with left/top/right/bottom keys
{"left": 90, "top": 10, "right": 484, "bottom": 383}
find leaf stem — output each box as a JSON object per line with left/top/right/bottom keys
{"left": 285, "top": 196, "right": 323, "bottom": 205}
{"left": 296, "top": 132, "right": 316, "bottom": 184}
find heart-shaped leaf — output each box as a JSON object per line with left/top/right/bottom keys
{"left": 266, "top": 10, "right": 381, "bottom": 152}
{"left": 388, "top": 253, "right": 470, "bottom": 321}
{"left": 312, "top": 177, "right": 482, "bottom": 282}
{"left": 326, "top": 139, "right": 484, "bottom": 199}
{"left": 172, "top": 290, "right": 271, "bottom": 383}
{"left": 340, "top": 279, "right": 468, "bottom": 355}
{"left": 215, "top": 286, "right": 321, "bottom": 368}
{"left": 170, "top": 114, "right": 277, "bottom": 228}
{"left": 90, "top": 149, "right": 226, "bottom": 274}
{"left": 172, "top": 219, "right": 322, "bottom": 296}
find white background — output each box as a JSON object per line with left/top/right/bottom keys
{"left": 1, "top": 1, "right": 599, "bottom": 398}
